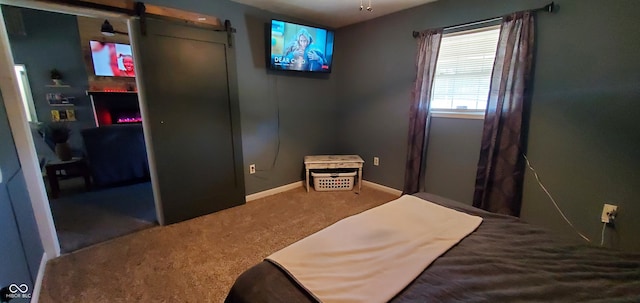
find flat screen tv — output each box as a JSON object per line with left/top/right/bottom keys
{"left": 268, "top": 20, "right": 334, "bottom": 73}
{"left": 89, "top": 40, "right": 136, "bottom": 77}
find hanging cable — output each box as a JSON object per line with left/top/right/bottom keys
{"left": 255, "top": 75, "right": 281, "bottom": 176}
{"left": 600, "top": 222, "right": 607, "bottom": 246}
{"left": 269, "top": 76, "right": 281, "bottom": 171}
{"left": 523, "top": 153, "right": 591, "bottom": 243}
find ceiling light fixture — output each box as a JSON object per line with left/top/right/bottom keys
{"left": 101, "top": 20, "right": 128, "bottom": 36}
{"left": 359, "top": 0, "right": 373, "bottom": 12}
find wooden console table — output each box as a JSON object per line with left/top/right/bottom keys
{"left": 304, "top": 155, "right": 364, "bottom": 193}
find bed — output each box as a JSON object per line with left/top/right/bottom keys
{"left": 225, "top": 192, "right": 640, "bottom": 302}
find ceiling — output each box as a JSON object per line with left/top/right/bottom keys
{"left": 229, "top": 0, "right": 438, "bottom": 28}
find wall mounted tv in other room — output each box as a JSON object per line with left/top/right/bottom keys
{"left": 269, "top": 20, "right": 334, "bottom": 73}
{"left": 90, "top": 40, "right": 136, "bottom": 77}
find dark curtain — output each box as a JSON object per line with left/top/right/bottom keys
{"left": 473, "top": 12, "right": 535, "bottom": 216}
{"left": 403, "top": 29, "right": 442, "bottom": 194}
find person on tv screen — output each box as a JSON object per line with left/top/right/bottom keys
{"left": 108, "top": 44, "right": 135, "bottom": 77}
{"left": 117, "top": 54, "right": 135, "bottom": 77}
{"left": 90, "top": 41, "right": 135, "bottom": 77}
{"left": 283, "top": 28, "right": 326, "bottom": 71}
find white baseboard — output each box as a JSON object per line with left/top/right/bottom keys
{"left": 246, "top": 180, "right": 401, "bottom": 201}
{"left": 362, "top": 180, "right": 403, "bottom": 196}
{"left": 246, "top": 181, "right": 304, "bottom": 202}
{"left": 31, "top": 252, "right": 48, "bottom": 303}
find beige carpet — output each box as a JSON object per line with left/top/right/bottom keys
{"left": 39, "top": 185, "right": 399, "bottom": 303}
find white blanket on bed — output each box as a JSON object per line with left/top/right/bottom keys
{"left": 267, "top": 194, "right": 483, "bottom": 303}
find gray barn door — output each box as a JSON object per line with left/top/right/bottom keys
{"left": 132, "top": 18, "right": 244, "bottom": 225}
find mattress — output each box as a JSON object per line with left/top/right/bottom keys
{"left": 225, "top": 192, "right": 640, "bottom": 303}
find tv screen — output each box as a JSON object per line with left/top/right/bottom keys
{"left": 269, "top": 20, "right": 334, "bottom": 73}
{"left": 90, "top": 41, "right": 135, "bottom": 77}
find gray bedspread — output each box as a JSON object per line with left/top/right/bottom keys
{"left": 225, "top": 193, "right": 640, "bottom": 302}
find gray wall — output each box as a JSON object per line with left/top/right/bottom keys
{"left": 519, "top": 0, "right": 640, "bottom": 251}
{"left": 0, "top": 89, "right": 43, "bottom": 296}
{"left": 335, "top": 0, "right": 640, "bottom": 252}
{"left": 5, "top": 8, "right": 93, "bottom": 150}
{"left": 142, "top": 0, "right": 339, "bottom": 194}
{"left": 423, "top": 117, "right": 483, "bottom": 205}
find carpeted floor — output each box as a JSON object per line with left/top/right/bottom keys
{"left": 39, "top": 185, "right": 399, "bottom": 303}
{"left": 49, "top": 179, "right": 157, "bottom": 253}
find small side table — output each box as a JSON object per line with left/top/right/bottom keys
{"left": 45, "top": 157, "right": 91, "bottom": 199}
{"left": 304, "top": 155, "right": 364, "bottom": 193}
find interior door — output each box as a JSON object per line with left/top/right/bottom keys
{"left": 131, "top": 18, "right": 245, "bottom": 225}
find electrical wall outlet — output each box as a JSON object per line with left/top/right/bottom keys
{"left": 373, "top": 157, "right": 379, "bottom": 166}
{"left": 249, "top": 164, "right": 256, "bottom": 174}
{"left": 601, "top": 204, "right": 618, "bottom": 223}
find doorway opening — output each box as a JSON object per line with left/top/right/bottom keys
{"left": 1, "top": 4, "right": 158, "bottom": 254}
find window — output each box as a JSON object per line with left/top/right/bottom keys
{"left": 430, "top": 25, "right": 500, "bottom": 113}
{"left": 14, "top": 64, "right": 38, "bottom": 122}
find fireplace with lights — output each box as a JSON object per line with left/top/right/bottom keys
{"left": 88, "top": 91, "right": 141, "bottom": 127}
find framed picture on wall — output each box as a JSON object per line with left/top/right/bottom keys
{"left": 65, "top": 109, "right": 76, "bottom": 121}
{"left": 51, "top": 109, "right": 76, "bottom": 122}
{"left": 47, "top": 93, "right": 75, "bottom": 105}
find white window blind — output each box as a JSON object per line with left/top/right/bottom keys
{"left": 430, "top": 25, "right": 500, "bottom": 111}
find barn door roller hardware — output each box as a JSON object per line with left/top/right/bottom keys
{"left": 224, "top": 20, "right": 236, "bottom": 47}
{"left": 134, "top": 1, "right": 146, "bottom": 35}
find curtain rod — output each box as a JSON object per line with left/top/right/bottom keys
{"left": 412, "top": 1, "right": 555, "bottom": 38}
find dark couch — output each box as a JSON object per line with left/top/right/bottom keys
{"left": 81, "top": 124, "right": 150, "bottom": 187}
